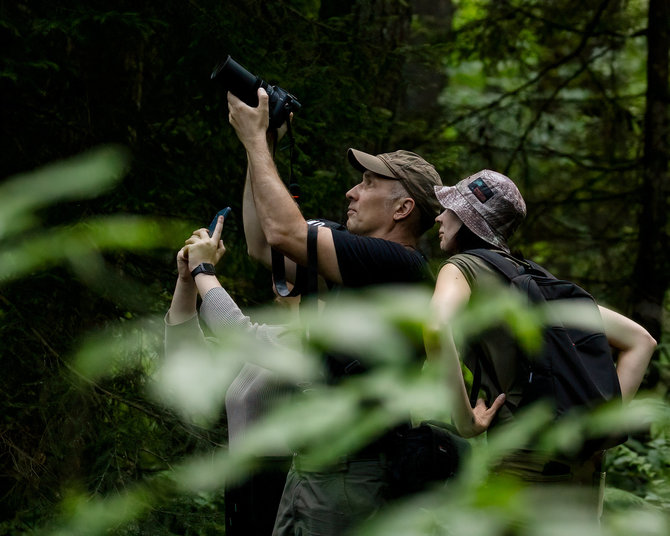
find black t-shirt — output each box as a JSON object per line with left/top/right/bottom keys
{"left": 323, "top": 228, "right": 430, "bottom": 382}
{"left": 330, "top": 229, "right": 430, "bottom": 288}
{"left": 307, "top": 226, "right": 431, "bottom": 454}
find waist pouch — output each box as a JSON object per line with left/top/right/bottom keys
{"left": 388, "top": 420, "right": 471, "bottom": 496}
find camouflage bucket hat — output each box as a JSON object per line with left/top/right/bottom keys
{"left": 348, "top": 148, "right": 443, "bottom": 233}
{"left": 434, "top": 169, "right": 526, "bottom": 253}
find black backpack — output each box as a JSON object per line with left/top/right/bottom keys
{"left": 464, "top": 249, "right": 625, "bottom": 452}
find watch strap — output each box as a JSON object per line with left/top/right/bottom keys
{"left": 190, "top": 263, "right": 216, "bottom": 278}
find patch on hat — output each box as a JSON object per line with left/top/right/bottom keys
{"left": 468, "top": 178, "right": 494, "bottom": 203}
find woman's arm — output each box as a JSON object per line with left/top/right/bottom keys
{"left": 166, "top": 246, "right": 199, "bottom": 325}
{"left": 165, "top": 245, "right": 209, "bottom": 357}
{"left": 184, "top": 216, "right": 294, "bottom": 346}
{"left": 426, "top": 263, "right": 505, "bottom": 438}
{"left": 598, "top": 306, "right": 656, "bottom": 402}
{"left": 166, "top": 216, "right": 227, "bottom": 329}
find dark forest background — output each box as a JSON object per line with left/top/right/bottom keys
{"left": 1, "top": 1, "right": 668, "bottom": 534}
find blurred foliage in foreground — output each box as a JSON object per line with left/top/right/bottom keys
{"left": 55, "top": 287, "right": 670, "bottom": 536}
{"left": 1, "top": 148, "right": 668, "bottom": 535}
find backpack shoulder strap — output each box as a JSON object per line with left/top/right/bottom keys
{"left": 463, "top": 249, "right": 529, "bottom": 412}
{"left": 465, "top": 248, "right": 555, "bottom": 279}
{"left": 464, "top": 248, "right": 524, "bottom": 281}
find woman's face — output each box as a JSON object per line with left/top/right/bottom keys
{"left": 435, "top": 208, "right": 463, "bottom": 253}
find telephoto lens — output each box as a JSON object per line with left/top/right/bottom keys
{"left": 211, "top": 55, "right": 301, "bottom": 129}
{"left": 211, "top": 56, "right": 261, "bottom": 107}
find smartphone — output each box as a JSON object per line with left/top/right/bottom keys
{"left": 208, "top": 207, "right": 232, "bottom": 237}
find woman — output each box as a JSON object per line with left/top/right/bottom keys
{"left": 165, "top": 214, "right": 297, "bottom": 535}
{"left": 427, "top": 169, "right": 656, "bottom": 514}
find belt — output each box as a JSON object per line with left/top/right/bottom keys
{"left": 292, "top": 451, "right": 388, "bottom": 473}
{"left": 498, "top": 449, "right": 606, "bottom": 482}
{"left": 291, "top": 424, "right": 409, "bottom": 473}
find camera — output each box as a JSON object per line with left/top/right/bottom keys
{"left": 211, "top": 55, "right": 301, "bottom": 129}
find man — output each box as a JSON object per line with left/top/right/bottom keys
{"left": 227, "top": 87, "right": 443, "bottom": 535}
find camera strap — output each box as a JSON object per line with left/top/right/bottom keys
{"left": 283, "top": 120, "right": 300, "bottom": 203}
{"left": 272, "top": 248, "right": 306, "bottom": 297}
{"left": 272, "top": 120, "right": 305, "bottom": 297}
{"left": 271, "top": 223, "right": 318, "bottom": 298}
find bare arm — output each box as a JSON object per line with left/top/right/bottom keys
{"left": 243, "top": 159, "right": 303, "bottom": 286}
{"left": 167, "top": 246, "right": 199, "bottom": 324}
{"left": 167, "top": 214, "right": 229, "bottom": 324}
{"left": 243, "top": 164, "right": 272, "bottom": 266}
{"left": 228, "top": 89, "right": 344, "bottom": 284}
{"left": 184, "top": 215, "right": 227, "bottom": 298}
{"left": 426, "top": 263, "right": 505, "bottom": 438}
{"left": 243, "top": 125, "right": 291, "bottom": 268}
{"left": 598, "top": 306, "right": 656, "bottom": 402}
{"left": 167, "top": 217, "right": 293, "bottom": 355}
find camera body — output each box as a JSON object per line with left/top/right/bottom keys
{"left": 211, "top": 56, "right": 301, "bottom": 129}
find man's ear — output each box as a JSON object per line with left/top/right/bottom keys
{"left": 393, "top": 198, "right": 415, "bottom": 221}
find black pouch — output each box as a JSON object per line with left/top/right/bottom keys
{"left": 388, "top": 420, "right": 471, "bottom": 496}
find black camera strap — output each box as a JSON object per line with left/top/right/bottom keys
{"left": 285, "top": 120, "right": 300, "bottom": 204}
{"left": 272, "top": 248, "right": 307, "bottom": 297}
{"left": 271, "top": 223, "right": 318, "bottom": 299}
{"left": 272, "top": 119, "right": 306, "bottom": 298}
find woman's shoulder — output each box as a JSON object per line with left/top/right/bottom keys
{"left": 441, "top": 250, "right": 506, "bottom": 289}
{"left": 443, "top": 251, "right": 494, "bottom": 271}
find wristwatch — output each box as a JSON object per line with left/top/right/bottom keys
{"left": 190, "top": 263, "right": 216, "bottom": 278}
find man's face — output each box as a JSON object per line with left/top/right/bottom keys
{"left": 345, "top": 171, "right": 400, "bottom": 236}
{"left": 435, "top": 208, "right": 462, "bottom": 253}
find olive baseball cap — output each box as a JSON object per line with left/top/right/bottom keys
{"left": 348, "top": 148, "right": 443, "bottom": 233}
{"left": 434, "top": 169, "right": 526, "bottom": 252}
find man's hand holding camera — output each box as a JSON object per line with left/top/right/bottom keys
{"left": 228, "top": 88, "right": 270, "bottom": 150}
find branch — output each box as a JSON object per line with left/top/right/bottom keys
{"left": 449, "top": 0, "right": 614, "bottom": 129}
{"left": 501, "top": 0, "right": 640, "bottom": 40}
{"left": 0, "top": 293, "right": 224, "bottom": 448}
{"left": 503, "top": 47, "right": 611, "bottom": 174}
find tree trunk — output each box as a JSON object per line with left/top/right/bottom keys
{"left": 402, "top": 1, "right": 453, "bottom": 120}
{"left": 630, "top": 0, "right": 670, "bottom": 341}
{"left": 319, "top": 0, "right": 413, "bottom": 153}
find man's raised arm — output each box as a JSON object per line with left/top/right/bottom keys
{"left": 243, "top": 122, "right": 295, "bottom": 267}
{"left": 243, "top": 164, "right": 272, "bottom": 266}
{"left": 228, "top": 88, "right": 342, "bottom": 284}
